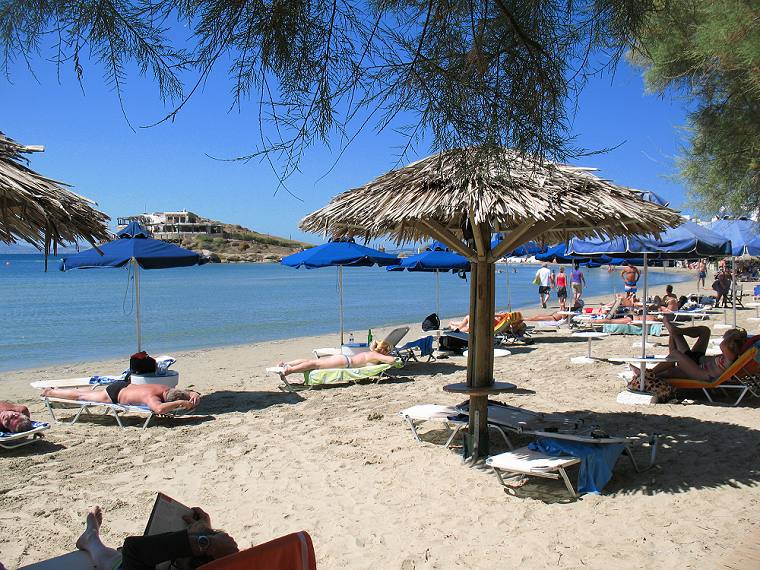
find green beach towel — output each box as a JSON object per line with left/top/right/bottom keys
{"left": 304, "top": 360, "right": 403, "bottom": 386}
{"left": 601, "top": 323, "right": 663, "bottom": 336}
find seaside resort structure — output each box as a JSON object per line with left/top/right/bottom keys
{"left": 116, "top": 211, "right": 222, "bottom": 242}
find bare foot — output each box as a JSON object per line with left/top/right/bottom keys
{"left": 41, "top": 388, "right": 52, "bottom": 397}
{"left": 76, "top": 506, "right": 103, "bottom": 551}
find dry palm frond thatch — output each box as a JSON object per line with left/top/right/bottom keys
{"left": 300, "top": 147, "right": 683, "bottom": 246}
{"left": 0, "top": 131, "right": 110, "bottom": 258}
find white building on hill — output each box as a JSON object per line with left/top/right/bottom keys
{"left": 116, "top": 211, "right": 223, "bottom": 240}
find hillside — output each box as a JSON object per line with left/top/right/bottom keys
{"left": 177, "top": 223, "right": 312, "bottom": 263}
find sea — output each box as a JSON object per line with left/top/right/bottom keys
{"left": 0, "top": 255, "right": 690, "bottom": 372}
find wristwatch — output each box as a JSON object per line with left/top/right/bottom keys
{"left": 196, "top": 534, "right": 210, "bottom": 553}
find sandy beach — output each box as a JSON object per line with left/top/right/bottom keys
{"left": 2, "top": 273, "right": 760, "bottom": 569}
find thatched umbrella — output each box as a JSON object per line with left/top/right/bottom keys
{"left": 0, "top": 131, "right": 110, "bottom": 264}
{"left": 301, "top": 147, "right": 683, "bottom": 459}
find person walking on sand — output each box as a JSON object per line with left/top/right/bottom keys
{"left": 570, "top": 263, "right": 586, "bottom": 305}
{"left": 697, "top": 259, "right": 707, "bottom": 289}
{"left": 555, "top": 267, "right": 568, "bottom": 311}
{"left": 621, "top": 262, "right": 641, "bottom": 298}
{"left": 535, "top": 263, "right": 552, "bottom": 308}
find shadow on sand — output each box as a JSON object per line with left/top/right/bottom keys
{"left": 408, "top": 409, "right": 760, "bottom": 502}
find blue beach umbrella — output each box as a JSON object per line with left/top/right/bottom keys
{"left": 61, "top": 222, "right": 204, "bottom": 352}
{"left": 282, "top": 239, "right": 399, "bottom": 344}
{"left": 567, "top": 204, "right": 731, "bottom": 386}
{"left": 387, "top": 242, "right": 468, "bottom": 316}
{"left": 706, "top": 218, "right": 760, "bottom": 257}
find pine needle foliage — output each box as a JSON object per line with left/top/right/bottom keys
{"left": 1, "top": 1, "right": 657, "bottom": 171}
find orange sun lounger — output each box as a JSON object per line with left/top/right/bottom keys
{"left": 200, "top": 531, "right": 316, "bottom": 569}
{"left": 666, "top": 344, "right": 760, "bottom": 406}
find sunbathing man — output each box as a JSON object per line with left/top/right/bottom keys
{"left": 278, "top": 340, "right": 397, "bottom": 377}
{"left": 630, "top": 321, "right": 746, "bottom": 381}
{"left": 40, "top": 382, "right": 200, "bottom": 414}
{"left": 76, "top": 505, "right": 238, "bottom": 570}
{"left": 0, "top": 401, "right": 32, "bottom": 433}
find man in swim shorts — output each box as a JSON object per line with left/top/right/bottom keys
{"left": 697, "top": 259, "right": 707, "bottom": 289}
{"left": 40, "top": 383, "right": 200, "bottom": 414}
{"left": 277, "top": 340, "right": 397, "bottom": 377}
{"left": 621, "top": 262, "right": 641, "bottom": 297}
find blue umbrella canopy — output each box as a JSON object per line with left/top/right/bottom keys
{"left": 281, "top": 238, "right": 399, "bottom": 268}
{"left": 387, "top": 243, "right": 469, "bottom": 273}
{"left": 282, "top": 239, "right": 399, "bottom": 344}
{"left": 60, "top": 222, "right": 204, "bottom": 351}
{"left": 61, "top": 222, "right": 202, "bottom": 270}
{"left": 707, "top": 218, "right": 760, "bottom": 257}
{"left": 567, "top": 219, "right": 731, "bottom": 259}
{"left": 535, "top": 243, "right": 590, "bottom": 264}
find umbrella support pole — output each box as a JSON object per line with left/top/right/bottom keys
{"left": 338, "top": 266, "right": 344, "bottom": 346}
{"left": 133, "top": 258, "right": 142, "bottom": 353}
{"left": 639, "top": 254, "right": 649, "bottom": 391}
{"left": 465, "top": 257, "right": 495, "bottom": 459}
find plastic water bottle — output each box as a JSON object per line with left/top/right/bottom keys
{"left": 367, "top": 329, "right": 373, "bottom": 346}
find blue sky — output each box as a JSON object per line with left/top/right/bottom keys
{"left": 1, "top": 45, "right": 691, "bottom": 247}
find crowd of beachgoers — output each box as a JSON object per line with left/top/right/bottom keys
{"left": 1, "top": 265, "right": 759, "bottom": 568}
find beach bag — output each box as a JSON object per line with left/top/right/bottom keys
{"left": 532, "top": 273, "right": 541, "bottom": 285}
{"left": 421, "top": 313, "right": 441, "bottom": 332}
{"left": 130, "top": 351, "right": 157, "bottom": 374}
{"left": 627, "top": 370, "right": 674, "bottom": 403}
{"left": 438, "top": 334, "right": 468, "bottom": 353}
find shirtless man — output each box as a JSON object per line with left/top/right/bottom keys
{"left": 0, "top": 401, "right": 32, "bottom": 433}
{"left": 40, "top": 382, "right": 200, "bottom": 414}
{"left": 697, "top": 259, "right": 707, "bottom": 289}
{"left": 621, "top": 262, "right": 641, "bottom": 298}
{"left": 278, "top": 340, "right": 397, "bottom": 377}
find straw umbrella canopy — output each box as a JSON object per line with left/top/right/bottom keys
{"left": 300, "top": 147, "right": 683, "bottom": 459}
{"left": 0, "top": 131, "right": 110, "bottom": 262}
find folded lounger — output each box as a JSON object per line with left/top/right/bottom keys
{"left": 41, "top": 397, "right": 174, "bottom": 430}
{"left": 666, "top": 343, "right": 760, "bottom": 406}
{"left": 268, "top": 360, "right": 404, "bottom": 391}
{"left": 0, "top": 421, "right": 50, "bottom": 450}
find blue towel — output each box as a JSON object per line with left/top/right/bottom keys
{"left": 398, "top": 336, "right": 434, "bottom": 357}
{"left": 528, "top": 437, "right": 625, "bottom": 495}
{"left": 0, "top": 421, "right": 49, "bottom": 438}
{"left": 89, "top": 370, "right": 130, "bottom": 385}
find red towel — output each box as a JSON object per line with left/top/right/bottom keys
{"left": 200, "top": 531, "right": 316, "bottom": 569}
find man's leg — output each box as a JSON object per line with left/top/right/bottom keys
{"left": 40, "top": 388, "right": 111, "bottom": 403}
{"left": 76, "top": 507, "right": 122, "bottom": 570}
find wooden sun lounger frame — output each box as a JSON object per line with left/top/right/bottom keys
{"left": 42, "top": 397, "right": 164, "bottom": 430}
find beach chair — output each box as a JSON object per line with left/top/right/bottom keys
{"left": 665, "top": 343, "right": 760, "bottom": 405}
{"left": 30, "top": 375, "right": 127, "bottom": 390}
{"left": 398, "top": 404, "right": 468, "bottom": 447}
{"left": 0, "top": 420, "right": 50, "bottom": 450}
{"left": 571, "top": 298, "right": 622, "bottom": 331}
{"left": 494, "top": 312, "right": 533, "bottom": 344}
{"left": 41, "top": 397, "right": 177, "bottom": 430}
{"left": 201, "top": 531, "right": 316, "bottom": 570}
{"left": 394, "top": 335, "right": 435, "bottom": 362}
{"left": 486, "top": 429, "right": 660, "bottom": 498}
{"left": 268, "top": 360, "right": 404, "bottom": 391}
{"left": 601, "top": 322, "right": 663, "bottom": 336}
{"left": 313, "top": 327, "right": 409, "bottom": 358}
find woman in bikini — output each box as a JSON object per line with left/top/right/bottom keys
{"left": 278, "top": 340, "right": 398, "bottom": 376}
{"left": 630, "top": 320, "right": 746, "bottom": 381}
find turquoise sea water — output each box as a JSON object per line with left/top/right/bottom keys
{"left": 0, "top": 255, "right": 689, "bottom": 372}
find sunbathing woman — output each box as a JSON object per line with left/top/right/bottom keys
{"left": 278, "top": 340, "right": 397, "bottom": 377}
{"left": 448, "top": 315, "right": 470, "bottom": 332}
{"left": 630, "top": 320, "right": 746, "bottom": 381}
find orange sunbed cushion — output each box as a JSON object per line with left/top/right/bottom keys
{"left": 200, "top": 531, "right": 316, "bottom": 570}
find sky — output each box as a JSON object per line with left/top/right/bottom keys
{"left": 0, "top": 37, "right": 692, "bottom": 248}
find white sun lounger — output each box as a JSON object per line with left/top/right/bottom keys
{"left": 42, "top": 397, "right": 168, "bottom": 430}
{"left": 0, "top": 421, "right": 50, "bottom": 450}
{"left": 486, "top": 447, "right": 582, "bottom": 497}
{"left": 30, "top": 376, "right": 124, "bottom": 390}
{"left": 398, "top": 404, "right": 468, "bottom": 447}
